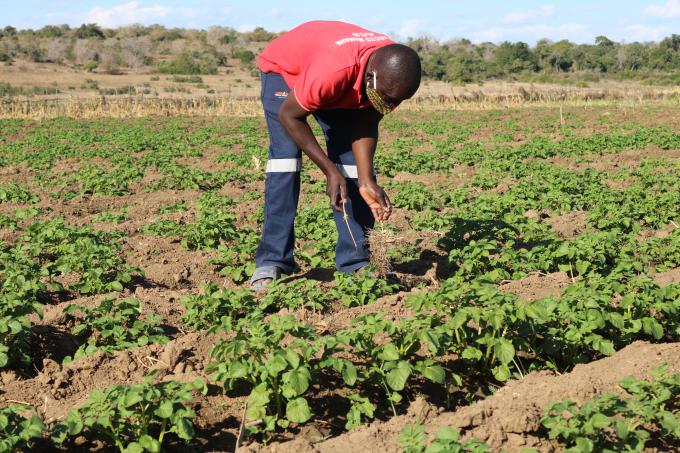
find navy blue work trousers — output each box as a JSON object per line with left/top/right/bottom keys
{"left": 254, "top": 71, "right": 375, "bottom": 273}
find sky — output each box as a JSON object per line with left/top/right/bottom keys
{"left": 3, "top": 0, "right": 680, "bottom": 44}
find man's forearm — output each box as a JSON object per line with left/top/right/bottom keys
{"left": 352, "top": 138, "right": 376, "bottom": 184}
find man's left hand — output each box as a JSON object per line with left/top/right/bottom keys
{"left": 359, "top": 181, "right": 392, "bottom": 221}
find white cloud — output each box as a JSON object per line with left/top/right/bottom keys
{"left": 624, "top": 24, "right": 671, "bottom": 41}
{"left": 501, "top": 5, "right": 555, "bottom": 24}
{"left": 85, "top": 2, "right": 176, "bottom": 27}
{"left": 645, "top": 0, "right": 680, "bottom": 18}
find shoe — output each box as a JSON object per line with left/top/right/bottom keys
{"left": 248, "top": 265, "right": 282, "bottom": 291}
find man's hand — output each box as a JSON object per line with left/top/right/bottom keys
{"left": 359, "top": 181, "right": 392, "bottom": 221}
{"left": 327, "top": 169, "right": 348, "bottom": 212}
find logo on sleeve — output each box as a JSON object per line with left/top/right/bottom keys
{"left": 274, "top": 91, "right": 288, "bottom": 98}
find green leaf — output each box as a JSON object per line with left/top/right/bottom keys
{"left": 282, "top": 366, "right": 311, "bottom": 398}
{"left": 420, "top": 363, "right": 445, "bottom": 384}
{"left": 285, "top": 398, "right": 312, "bottom": 424}
{"left": 285, "top": 348, "right": 301, "bottom": 368}
{"left": 378, "top": 343, "right": 400, "bottom": 361}
{"left": 109, "top": 281, "right": 124, "bottom": 292}
{"left": 124, "top": 442, "right": 145, "bottom": 453}
{"left": 65, "top": 417, "right": 84, "bottom": 435}
{"left": 247, "top": 384, "right": 270, "bottom": 420}
{"left": 386, "top": 361, "right": 412, "bottom": 391}
{"left": 492, "top": 364, "right": 511, "bottom": 381}
{"left": 494, "top": 340, "right": 515, "bottom": 365}
{"left": 642, "top": 317, "right": 664, "bottom": 340}
{"left": 138, "top": 434, "right": 161, "bottom": 452}
{"left": 175, "top": 417, "right": 195, "bottom": 440}
{"left": 590, "top": 412, "right": 610, "bottom": 429}
{"left": 593, "top": 338, "right": 615, "bottom": 356}
{"left": 124, "top": 390, "right": 143, "bottom": 407}
{"left": 155, "top": 400, "right": 173, "bottom": 419}
{"left": 342, "top": 362, "right": 358, "bottom": 386}
{"left": 461, "top": 346, "right": 483, "bottom": 361}
{"left": 574, "top": 437, "right": 594, "bottom": 452}
{"left": 266, "top": 353, "right": 289, "bottom": 376}
{"left": 435, "top": 426, "right": 459, "bottom": 442}
{"left": 574, "top": 261, "right": 589, "bottom": 275}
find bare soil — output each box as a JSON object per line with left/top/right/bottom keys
{"left": 497, "top": 271, "right": 572, "bottom": 301}
{"left": 546, "top": 211, "right": 589, "bottom": 239}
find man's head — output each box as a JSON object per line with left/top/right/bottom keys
{"left": 365, "top": 44, "right": 421, "bottom": 114}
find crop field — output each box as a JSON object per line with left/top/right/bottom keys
{"left": 1, "top": 103, "right": 679, "bottom": 452}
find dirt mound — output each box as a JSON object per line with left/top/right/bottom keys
{"left": 546, "top": 211, "right": 588, "bottom": 238}
{"left": 497, "top": 271, "right": 572, "bottom": 301}
{"left": 250, "top": 341, "right": 680, "bottom": 453}
{"left": 654, "top": 267, "right": 680, "bottom": 287}
{"left": 299, "top": 291, "right": 418, "bottom": 335}
{"left": 0, "top": 330, "right": 221, "bottom": 424}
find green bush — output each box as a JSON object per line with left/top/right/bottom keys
{"left": 157, "top": 51, "right": 218, "bottom": 75}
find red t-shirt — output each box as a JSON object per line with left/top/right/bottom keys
{"left": 258, "top": 21, "right": 395, "bottom": 111}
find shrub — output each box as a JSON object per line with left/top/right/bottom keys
{"left": 157, "top": 51, "right": 218, "bottom": 75}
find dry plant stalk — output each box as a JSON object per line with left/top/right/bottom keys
{"left": 341, "top": 199, "right": 358, "bottom": 249}
{"left": 3, "top": 84, "right": 680, "bottom": 119}
{"left": 367, "top": 222, "right": 403, "bottom": 278}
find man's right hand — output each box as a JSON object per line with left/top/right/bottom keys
{"left": 326, "top": 169, "right": 348, "bottom": 212}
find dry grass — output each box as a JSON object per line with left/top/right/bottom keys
{"left": 0, "top": 96, "right": 263, "bottom": 118}
{"left": 3, "top": 90, "right": 680, "bottom": 119}
{"left": 367, "top": 224, "right": 404, "bottom": 278}
{"left": 3, "top": 62, "right": 680, "bottom": 118}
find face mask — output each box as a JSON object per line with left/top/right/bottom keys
{"left": 366, "top": 71, "right": 394, "bottom": 115}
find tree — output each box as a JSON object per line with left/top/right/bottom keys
{"left": 2, "top": 26, "right": 17, "bottom": 37}
{"left": 621, "top": 43, "right": 647, "bottom": 70}
{"left": 120, "top": 37, "right": 152, "bottom": 71}
{"left": 445, "top": 51, "right": 485, "bottom": 83}
{"left": 237, "top": 49, "right": 255, "bottom": 65}
{"left": 548, "top": 40, "right": 575, "bottom": 72}
{"left": 492, "top": 41, "right": 536, "bottom": 75}
{"left": 75, "top": 23, "right": 105, "bottom": 39}
{"left": 246, "top": 27, "right": 276, "bottom": 42}
{"left": 660, "top": 34, "right": 680, "bottom": 52}
{"left": 595, "top": 35, "right": 614, "bottom": 47}
{"left": 38, "top": 25, "right": 69, "bottom": 38}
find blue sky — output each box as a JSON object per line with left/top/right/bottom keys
{"left": 4, "top": 0, "right": 680, "bottom": 44}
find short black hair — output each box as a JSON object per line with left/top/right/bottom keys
{"left": 372, "top": 44, "right": 421, "bottom": 100}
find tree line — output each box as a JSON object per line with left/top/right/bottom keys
{"left": 1, "top": 24, "right": 679, "bottom": 84}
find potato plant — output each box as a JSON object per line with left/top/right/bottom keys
{"left": 542, "top": 365, "right": 680, "bottom": 452}
{"left": 63, "top": 297, "right": 168, "bottom": 364}
{"left": 0, "top": 406, "right": 45, "bottom": 453}
{"left": 207, "top": 314, "right": 320, "bottom": 435}
{"left": 52, "top": 375, "right": 207, "bottom": 452}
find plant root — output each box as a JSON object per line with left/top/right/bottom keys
{"left": 367, "top": 222, "right": 403, "bottom": 278}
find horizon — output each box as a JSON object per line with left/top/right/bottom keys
{"left": 3, "top": 1, "right": 680, "bottom": 45}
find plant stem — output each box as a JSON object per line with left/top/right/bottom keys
{"left": 382, "top": 379, "right": 398, "bottom": 417}
{"left": 342, "top": 200, "right": 358, "bottom": 249}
